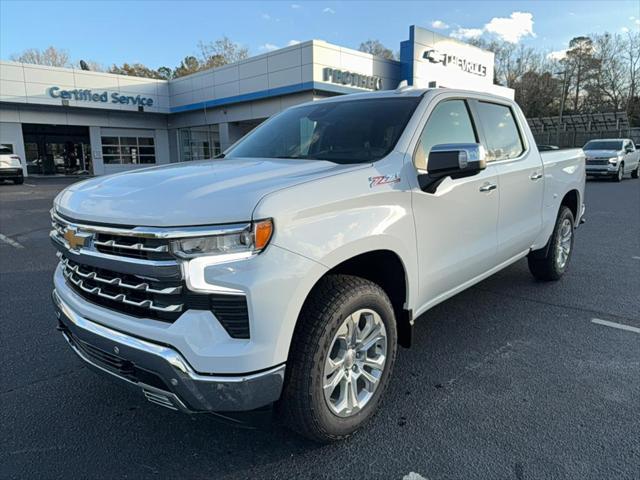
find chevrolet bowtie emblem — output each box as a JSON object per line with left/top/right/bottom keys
{"left": 63, "top": 228, "right": 91, "bottom": 251}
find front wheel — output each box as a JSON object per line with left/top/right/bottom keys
{"left": 278, "top": 275, "right": 397, "bottom": 442}
{"left": 528, "top": 206, "right": 575, "bottom": 281}
{"left": 614, "top": 164, "right": 624, "bottom": 182}
{"left": 632, "top": 164, "right": 639, "bottom": 179}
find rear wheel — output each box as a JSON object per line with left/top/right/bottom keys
{"left": 528, "top": 206, "right": 575, "bottom": 281}
{"left": 278, "top": 275, "right": 397, "bottom": 443}
{"left": 632, "top": 164, "right": 639, "bottom": 179}
{"left": 13, "top": 176, "right": 24, "bottom": 185}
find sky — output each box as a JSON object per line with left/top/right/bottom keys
{"left": 1, "top": 0, "right": 639, "bottom": 69}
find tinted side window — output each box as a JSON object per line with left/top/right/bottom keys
{"left": 476, "top": 102, "right": 524, "bottom": 161}
{"left": 414, "top": 100, "right": 476, "bottom": 170}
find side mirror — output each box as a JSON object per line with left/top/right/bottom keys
{"left": 418, "top": 143, "right": 487, "bottom": 193}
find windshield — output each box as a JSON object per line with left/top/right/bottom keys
{"left": 584, "top": 140, "right": 623, "bottom": 150}
{"left": 225, "top": 97, "right": 421, "bottom": 164}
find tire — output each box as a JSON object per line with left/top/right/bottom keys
{"left": 632, "top": 164, "right": 639, "bottom": 179}
{"left": 528, "top": 206, "right": 575, "bottom": 281}
{"left": 613, "top": 164, "right": 624, "bottom": 182}
{"left": 13, "top": 176, "right": 24, "bottom": 185}
{"left": 278, "top": 274, "right": 397, "bottom": 443}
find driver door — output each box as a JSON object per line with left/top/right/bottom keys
{"left": 411, "top": 98, "right": 499, "bottom": 312}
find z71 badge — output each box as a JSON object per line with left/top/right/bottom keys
{"left": 369, "top": 174, "right": 401, "bottom": 188}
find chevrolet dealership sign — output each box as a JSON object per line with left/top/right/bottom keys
{"left": 423, "top": 49, "right": 488, "bottom": 77}
{"left": 48, "top": 87, "right": 154, "bottom": 107}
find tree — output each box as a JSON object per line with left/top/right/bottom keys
{"left": 173, "top": 56, "right": 201, "bottom": 78}
{"left": 197, "top": 37, "right": 249, "bottom": 70}
{"left": 109, "top": 63, "right": 166, "bottom": 80}
{"left": 561, "top": 36, "right": 599, "bottom": 112}
{"left": 10, "top": 46, "right": 71, "bottom": 67}
{"left": 156, "top": 66, "right": 174, "bottom": 80}
{"left": 358, "top": 39, "right": 395, "bottom": 60}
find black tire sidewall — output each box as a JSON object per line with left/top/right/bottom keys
{"left": 309, "top": 287, "right": 397, "bottom": 438}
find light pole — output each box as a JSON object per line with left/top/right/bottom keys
{"left": 555, "top": 70, "right": 568, "bottom": 145}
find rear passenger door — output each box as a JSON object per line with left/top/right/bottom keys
{"left": 472, "top": 100, "right": 544, "bottom": 262}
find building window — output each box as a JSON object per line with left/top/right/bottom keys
{"left": 0, "top": 143, "right": 15, "bottom": 154}
{"left": 101, "top": 136, "right": 156, "bottom": 164}
{"left": 179, "top": 125, "right": 220, "bottom": 162}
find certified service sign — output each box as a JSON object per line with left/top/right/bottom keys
{"left": 48, "top": 87, "right": 154, "bottom": 107}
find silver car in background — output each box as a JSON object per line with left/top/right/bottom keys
{"left": 583, "top": 138, "right": 640, "bottom": 181}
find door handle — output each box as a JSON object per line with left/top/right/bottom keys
{"left": 479, "top": 182, "right": 497, "bottom": 192}
{"left": 530, "top": 172, "right": 543, "bottom": 180}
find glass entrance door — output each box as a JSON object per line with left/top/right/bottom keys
{"left": 22, "top": 124, "right": 92, "bottom": 176}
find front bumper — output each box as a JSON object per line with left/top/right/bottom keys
{"left": 586, "top": 165, "right": 617, "bottom": 176}
{"left": 53, "top": 289, "right": 285, "bottom": 412}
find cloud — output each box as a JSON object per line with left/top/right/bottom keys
{"left": 431, "top": 20, "right": 449, "bottom": 29}
{"left": 323, "top": 7, "right": 336, "bottom": 14}
{"left": 451, "top": 27, "right": 483, "bottom": 40}
{"left": 451, "top": 11, "right": 535, "bottom": 44}
{"left": 259, "top": 43, "right": 279, "bottom": 52}
{"left": 261, "top": 13, "right": 271, "bottom": 20}
{"left": 636, "top": 19, "right": 640, "bottom": 26}
{"left": 287, "top": 40, "right": 301, "bottom": 46}
{"left": 621, "top": 26, "right": 630, "bottom": 33}
{"left": 484, "top": 12, "right": 535, "bottom": 43}
{"left": 547, "top": 49, "right": 567, "bottom": 61}
{"left": 291, "top": 3, "right": 301, "bottom": 8}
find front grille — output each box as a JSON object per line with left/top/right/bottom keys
{"left": 586, "top": 158, "right": 610, "bottom": 165}
{"left": 61, "top": 257, "right": 186, "bottom": 321}
{"left": 52, "top": 211, "right": 251, "bottom": 338}
{"left": 52, "top": 214, "right": 173, "bottom": 261}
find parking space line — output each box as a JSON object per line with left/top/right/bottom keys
{"left": 632, "top": 256, "right": 640, "bottom": 260}
{"left": 0, "top": 233, "right": 24, "bottom": 249}
{"left": 591, "top": 318, "right": 640, "bottom": 334}
{"left": 24, "top": 183, "right": 36, "bottom": 187}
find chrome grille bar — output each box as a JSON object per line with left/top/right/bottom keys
{"left": 61, "top": 258, "right": 181, "bottom": 295}
{"left": 51, "top": 209, "right": 250, "bottom": 239}
{"left": 93, "top": 239, "right": 169, "bottom": 254}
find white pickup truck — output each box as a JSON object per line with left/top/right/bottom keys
{"left": 51, "top": 88, "right": 585, "bottom": 442}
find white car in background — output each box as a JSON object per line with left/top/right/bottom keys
{"left": 0, "top": 145, "right": 24, "bottom": 184}
{"left": 583, "top": 138, "right": 640, "bottom": 181}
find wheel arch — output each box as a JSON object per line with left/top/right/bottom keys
{"left": 560, "top": 188, "right": 580, "bottom": 225}
{"left": 300, "top": 249, "right": 413, "bottom": 348}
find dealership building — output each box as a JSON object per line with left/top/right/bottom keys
{"left": 0, "top": 25, "right": 513, "bottom": 177}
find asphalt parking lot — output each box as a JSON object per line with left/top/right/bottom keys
{"left": 1, "top": 176, "right": 639, "bottom": 480}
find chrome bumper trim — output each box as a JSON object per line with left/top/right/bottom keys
{"left": 53, "top": 290, "right": 285, "bottom": 412}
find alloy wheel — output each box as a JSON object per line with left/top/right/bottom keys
{"left": 322, "top": 309, "right": 387, "bottom": 418}
{"left": 556, "top": 218, "right": 573, "bottom": 269}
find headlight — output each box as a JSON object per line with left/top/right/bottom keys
{"left": 170, "top": 219, "right": 273, "bottom": 259}
{"left": 608, "top": 157, "right": 618, "bottom": 164}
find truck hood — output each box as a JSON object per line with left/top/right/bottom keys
{"left": 55, "top": 158, "right": 359, "bottom": 226}
{"left": 583, "top": 149, "right": 623, "bottom": 158}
